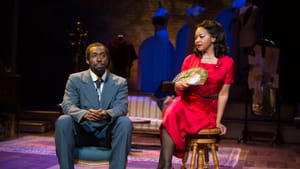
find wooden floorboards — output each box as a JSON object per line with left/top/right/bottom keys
{"left": 2, "top": 130, "right": 300, "bottom": 169}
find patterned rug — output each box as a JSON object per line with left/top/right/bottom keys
{"left": 0, "top": 136, "right": 242, "bottom": 169}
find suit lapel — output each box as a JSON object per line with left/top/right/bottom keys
{"left": 100, "top": 73, "right": 115, "bottom": 109}
{"left": 82, "top": 70, "right": 101, "bottom": 106}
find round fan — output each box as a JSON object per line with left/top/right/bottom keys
{"left": 172, "top": 67, "right": 208, "bottom": 85}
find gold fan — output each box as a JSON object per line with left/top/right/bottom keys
{"left": 173, "top": 67, "right": 208, "bottom": 85}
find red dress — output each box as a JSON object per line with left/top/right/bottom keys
{"left": 160, "top": 53, "right": 235, "bottom": 158}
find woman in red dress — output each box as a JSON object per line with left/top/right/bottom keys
{"left": 157, "top": 19, "right": 235, "bottom": 169}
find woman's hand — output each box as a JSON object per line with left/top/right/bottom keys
{"left": 216, "top": 123, "right": 227, "bottom": 135}
{"left": 175, "top": 81, "right": 189, "bottom": 90}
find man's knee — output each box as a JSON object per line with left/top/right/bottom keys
{"left": 116, "top": 116, "right": 132, "bottom": 132}
{"left": 55, "top": 114, "right": 73, "bottom": 130}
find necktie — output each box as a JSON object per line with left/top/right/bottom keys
{"left": 95, "top": 79, "right": 103, "bottom": 101}
{"left": 95, "top": 79, "right": 102, "bottom": 89}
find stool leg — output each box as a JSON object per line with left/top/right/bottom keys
{"left": 181, "top": 144, "right": 189, "bottom": 169}
{"left": 197, "top": 146, "right": 204, "bottom": 169}
{"left": 190, "top": 143, "right": 198, "bottom": 169}
{"left": 211, "top": 144, "right": 220, "bottom": 169}
{"left": 204, "top": 145, "right": 209, "bottom": 169}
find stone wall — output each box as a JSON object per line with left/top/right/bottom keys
{"left": 84, "top": 0, "right": 230, "bottom": 90}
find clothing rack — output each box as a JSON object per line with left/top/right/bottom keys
{"left": 237, "top": 39, "right": 281, "bottom": 145}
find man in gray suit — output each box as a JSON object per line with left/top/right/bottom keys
{"left": 55, "top": 42, "right": 132, "bottom": 169}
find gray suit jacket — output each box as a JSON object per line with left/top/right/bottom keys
{"left": 61, "top": 69, "right": 128, "bottom": 125}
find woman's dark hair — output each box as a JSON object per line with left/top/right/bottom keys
{"left": 194, "top": 19, "right": 228, "bottom": 58}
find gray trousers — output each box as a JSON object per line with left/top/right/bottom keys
{"left": 55, "top": 114, "right": 132, "bottom": 169}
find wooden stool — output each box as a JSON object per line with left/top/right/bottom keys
{"left": 180, "top": 128, "right": 221, "bottom": 169}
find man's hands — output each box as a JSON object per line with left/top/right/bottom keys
{"left": 83, "top": 109, "right": 110, "bottom": 121}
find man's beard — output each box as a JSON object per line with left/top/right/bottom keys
{"left": 91, "top": 67, "right": 105, "bottom": 77}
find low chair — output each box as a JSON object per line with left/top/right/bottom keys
{"left": 73, "top": 146, "right": 111, "bottom": 166}
{"left": 56, "top": 103, "right": 111, "bottom": 166}
{"left": 181, "top": 128, "right": 221, "bottom": 169}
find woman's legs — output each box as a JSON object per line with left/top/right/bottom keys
{"left": 157, "top": 127, "right": 175, "bottom": 169}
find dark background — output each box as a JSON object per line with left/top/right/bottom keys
{"left": 0, "top": 0, "right": 297, "bottom": 111}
